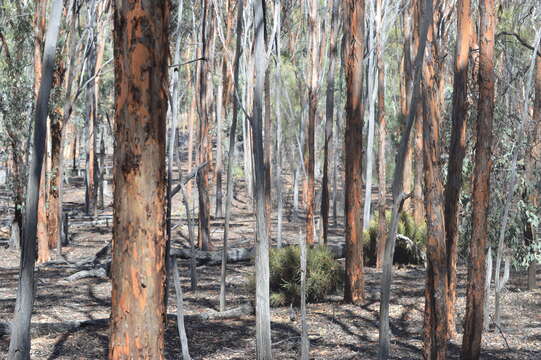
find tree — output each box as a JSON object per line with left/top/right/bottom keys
{"left": 462, "top": 0, "right": 496, "bottom": 358}
{"left": 253, "top": 0, "right": 272, "bottom": 357}
{"left": 343, "top": 0, "right": 365, "bottom": 305}
{"left": 421, "top": 4, "right": 449, "bottom": 356}
{"left": 8, "top": 0, "right": 63, "bottom": 357}
{"left": 444, "top": 0, "right": 472, "bottom": 338}
{"left": 321, "top": 0, "right": 339, "bottom": 244}
{"left": 109, "top": 0, "right": 169, "bottom": 358}
{"left": 197, "top": 0, "right": 211, "bottom": 251}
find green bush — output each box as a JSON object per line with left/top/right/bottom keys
{"left": 364, "top": 211, "right": 426, "bottom": 266}
{"left": 250, "top": 245, "right": 342, "bottom": 307}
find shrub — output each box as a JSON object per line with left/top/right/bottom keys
{"left": 250, "top": 245, "right": 342, "bottom": 307}
{"left": 364, "top": 211, "right": 426, "bottom": 266}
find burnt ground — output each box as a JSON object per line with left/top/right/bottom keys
{"left": 0, "top": 175, "right": 540, "bottom": 359}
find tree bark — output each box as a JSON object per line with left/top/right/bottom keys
{"left": 375, "top": 0, "right": 386, "bottom": 270}
{"left": 378, "top": 0, "right": 432, "bottom": 357}
{"left": 304, "top": 0, "right": 318, "bottom": 246}
{"left": 462, "top": 0, "right": 496, "bottom": 358}
{"left": 35, "top": 0, "right": 49, "bottom": 264}
{"left": 253, "top": 1, "right": 273, "bottom": 358}
{"left": 198, "top": 0, "right": 211, "bottom": 251}
{"left": 109, "top": 1, "right": 169, "bottom": 358}
{"left": 8, "top": 1, "right": 63, "bottom": 357}
{"left": 343, "top": 0, "right": 365, "bottom": 305}
{"left": 220, "top": 0, "right": 245, "bottom": 312}
{"left": 421, "top": 18, "right": 448, "bottom": 358}
{"left": 321, "top": 0, "right": 339, "bottom": 245}
{"left": 443, "top": 0, "right": 472, "bottom": 338}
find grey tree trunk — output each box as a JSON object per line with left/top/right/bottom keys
{"left": 253, "top": 1, "right": 272, "bottom": 358}
{"left": 300, "top": 230, "right": 309, "bottom": 360}
{"left": 8, "top": 0, "right": 63, "bottom": 358}
{"left": 378, "top": 0, "right": 432, "bottom": 358}
{"left": 172, "top": 258, "right": 191, "bottom": 360}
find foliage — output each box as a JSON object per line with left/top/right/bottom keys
{"left": 249, "top": 245, "right": 342, "bottom": 307}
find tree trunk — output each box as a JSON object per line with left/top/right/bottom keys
{"left": 8, "top": 1, "right": 63, "bottom": 357}
{"left": 321, "top": 0, "right": 339, "bottom": 245}
{"left": 35, "top": 0, "right": 49, "bottom": 264}
{"left": 443, "top": 0, "right": 472, "bottom": 338}
{"left": 378, "top": 0, "right": 432, "bottom": 357}
{"left": 300, "top": 231, "right": 309, "bottom": 360}
{"left": 462, "top": 0, "right": 496, "bottom": 358}
{"left": 375, "top": 0, "right": 386, "bottom": 270}
{"left": 253, "top": 1, "right": 272, "bottom": 358}
{"left": 304, "top": 0, "right": 318, "bottom": 246}
{"left": 109, "top": 1, "right": 169, "bottom": 358}
{"left": 274, "top": 1, "right": 283, "bottom": 247}
{"left": 197, "top": 0, "right": 211, "bottom": 251}
{"left": 343, "top": 0, "right": 365, "bottom": 305}
{"left": 421, "top": 19, "right": 449, "bottom": 359}
{"left": 220, "top": 0, "right": 245, "bottom": 313}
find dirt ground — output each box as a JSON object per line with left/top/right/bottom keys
{"left": 1, "top": 177, "right": 540, "bottom": 359}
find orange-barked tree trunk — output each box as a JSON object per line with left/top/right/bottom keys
{"left": 462, "top": 0, "right": 496, "bottom": 358}
{"left": 421, "top": 15, "right": 449, "bottom": 359}
{"left": 343, "top": 0, "right": 365, "bottom": 304}
{"left": 443, "top": 0, "right": 472, "bottom": 338}
{"left": 109, "top": 0, "right": 169, "bottom": 358}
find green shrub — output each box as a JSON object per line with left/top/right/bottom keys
{"left": 364, "top": 211, "right": 426, "bottom": 266}
{"left": 250, "top": 245, "right": 342, "bottom": 307}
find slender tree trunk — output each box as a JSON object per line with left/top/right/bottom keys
{"left": 220, "top": 0, "right": 245, "bottom": 312}
{"left": 378, "top": 0, "right": 432, "bottom": 357}
{"left": 197, "top": 0, "right": 211, "bottom": 251}
{"left": 526, "top": 44, "right": 541, "bottom": 291}
{"left": 343, "top": 0, "right": 365, "bottom": 305}
{"left": 35, "top": 0, "right": 49, "bottom": 264}
{"left": 300, "top": 231, "right": 309, "bottom": 360}
{"left": 443, "top": 0, "right": 471, "bottom": 338}
{"left": 109, "top": 1, "right": 169, "bottom": 358}
{"left": 303, "top": 0, "right": 318, "bottom": 246}
{"left": 462, "top": 0, "right": 496, "bottom": 358}
{"left": 375, "top": 0, "right": 386, "bottom": 270}
{"left": 274, "top": 1, "right": 283, "bottom": 247}
{"left": 253, "top": 1, "right": 272, "bottom": 358}
{"left": 321, "top": 0, "right": 339, "bottom": 244}
{"left": 421, "top": 19, "right": 449, "bottom": 359}
{"left": 84, "top": 0, "right": 98, "bottom": 218}
{"left": 8, "top": 1, "right": 63, "bottom": 357}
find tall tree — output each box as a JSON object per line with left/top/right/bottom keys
{"left": 304, "top": 0, "right": 318, "bottom": 245}
{"left": 35, "top": 0, "right": 50, "bottom": 263}
{"left": 253, "top": 0, "right": 272, "bottom": 357}
{"left": 462, "top": 0, "right": 496, "bottom": 358}
{"left": 343, "top": 0, "right": 365, "bottom": 305}
{"left": 7, "top": 0, "right": 63, "bottom": 357}
{"left": 444, "top": 0, "right": 472, "bottom": 338}
{"left": 421, "top": 5, "right": 449, "bottom": 357}
{"left": 109, "top": 0, "right": 169, "bottom": 358}
{"left": 198, "top": 0, "right": 211, "bottom": 251}
{"left": 321, "top": 0, "right": 339, "bottom": 244}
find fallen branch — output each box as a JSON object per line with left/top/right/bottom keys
{"left": 66, "top": 268, "right": 107, "bottom": 282}
{"left": 170, "top": 162, "right": 208, "bottom": 199}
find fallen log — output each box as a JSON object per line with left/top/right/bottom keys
{"left": 66, "top": 268, "right": 107, "bottom": 282}
{"left": 171, "top": 247, "right": 255, "bottom": 266}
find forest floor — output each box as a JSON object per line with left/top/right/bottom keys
{"left": 1, "top": 176, "right": 540, "bottom": 359}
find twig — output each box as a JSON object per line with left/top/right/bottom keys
{"left": 489, "top": 314, "right": 512, "bottom": 352}
{"left": 169, "top": 57, "right": 207, "bottom": 68}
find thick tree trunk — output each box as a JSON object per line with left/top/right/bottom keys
{"left": 462, "top": 0, "right": 496, "bottom": 358}
{"left": 253, "top": 1, "right": 273, "bottom": 358}
{"left": 343, "top": 0, "right": 365, "bottom": 305}
{"left": 444, "top": 0, "right": 471, "bottom": 338}
{"left": 321, "top": 0, "right": 339, "bottom": 245}
{"left": 8, "top": 1, "right": 63, "bottom": 357}
{"left": 421, "top": 21, "right": 448, "bottom": 359}
{"left": 109, "top": 1, "right": 169, "bottom": 358}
